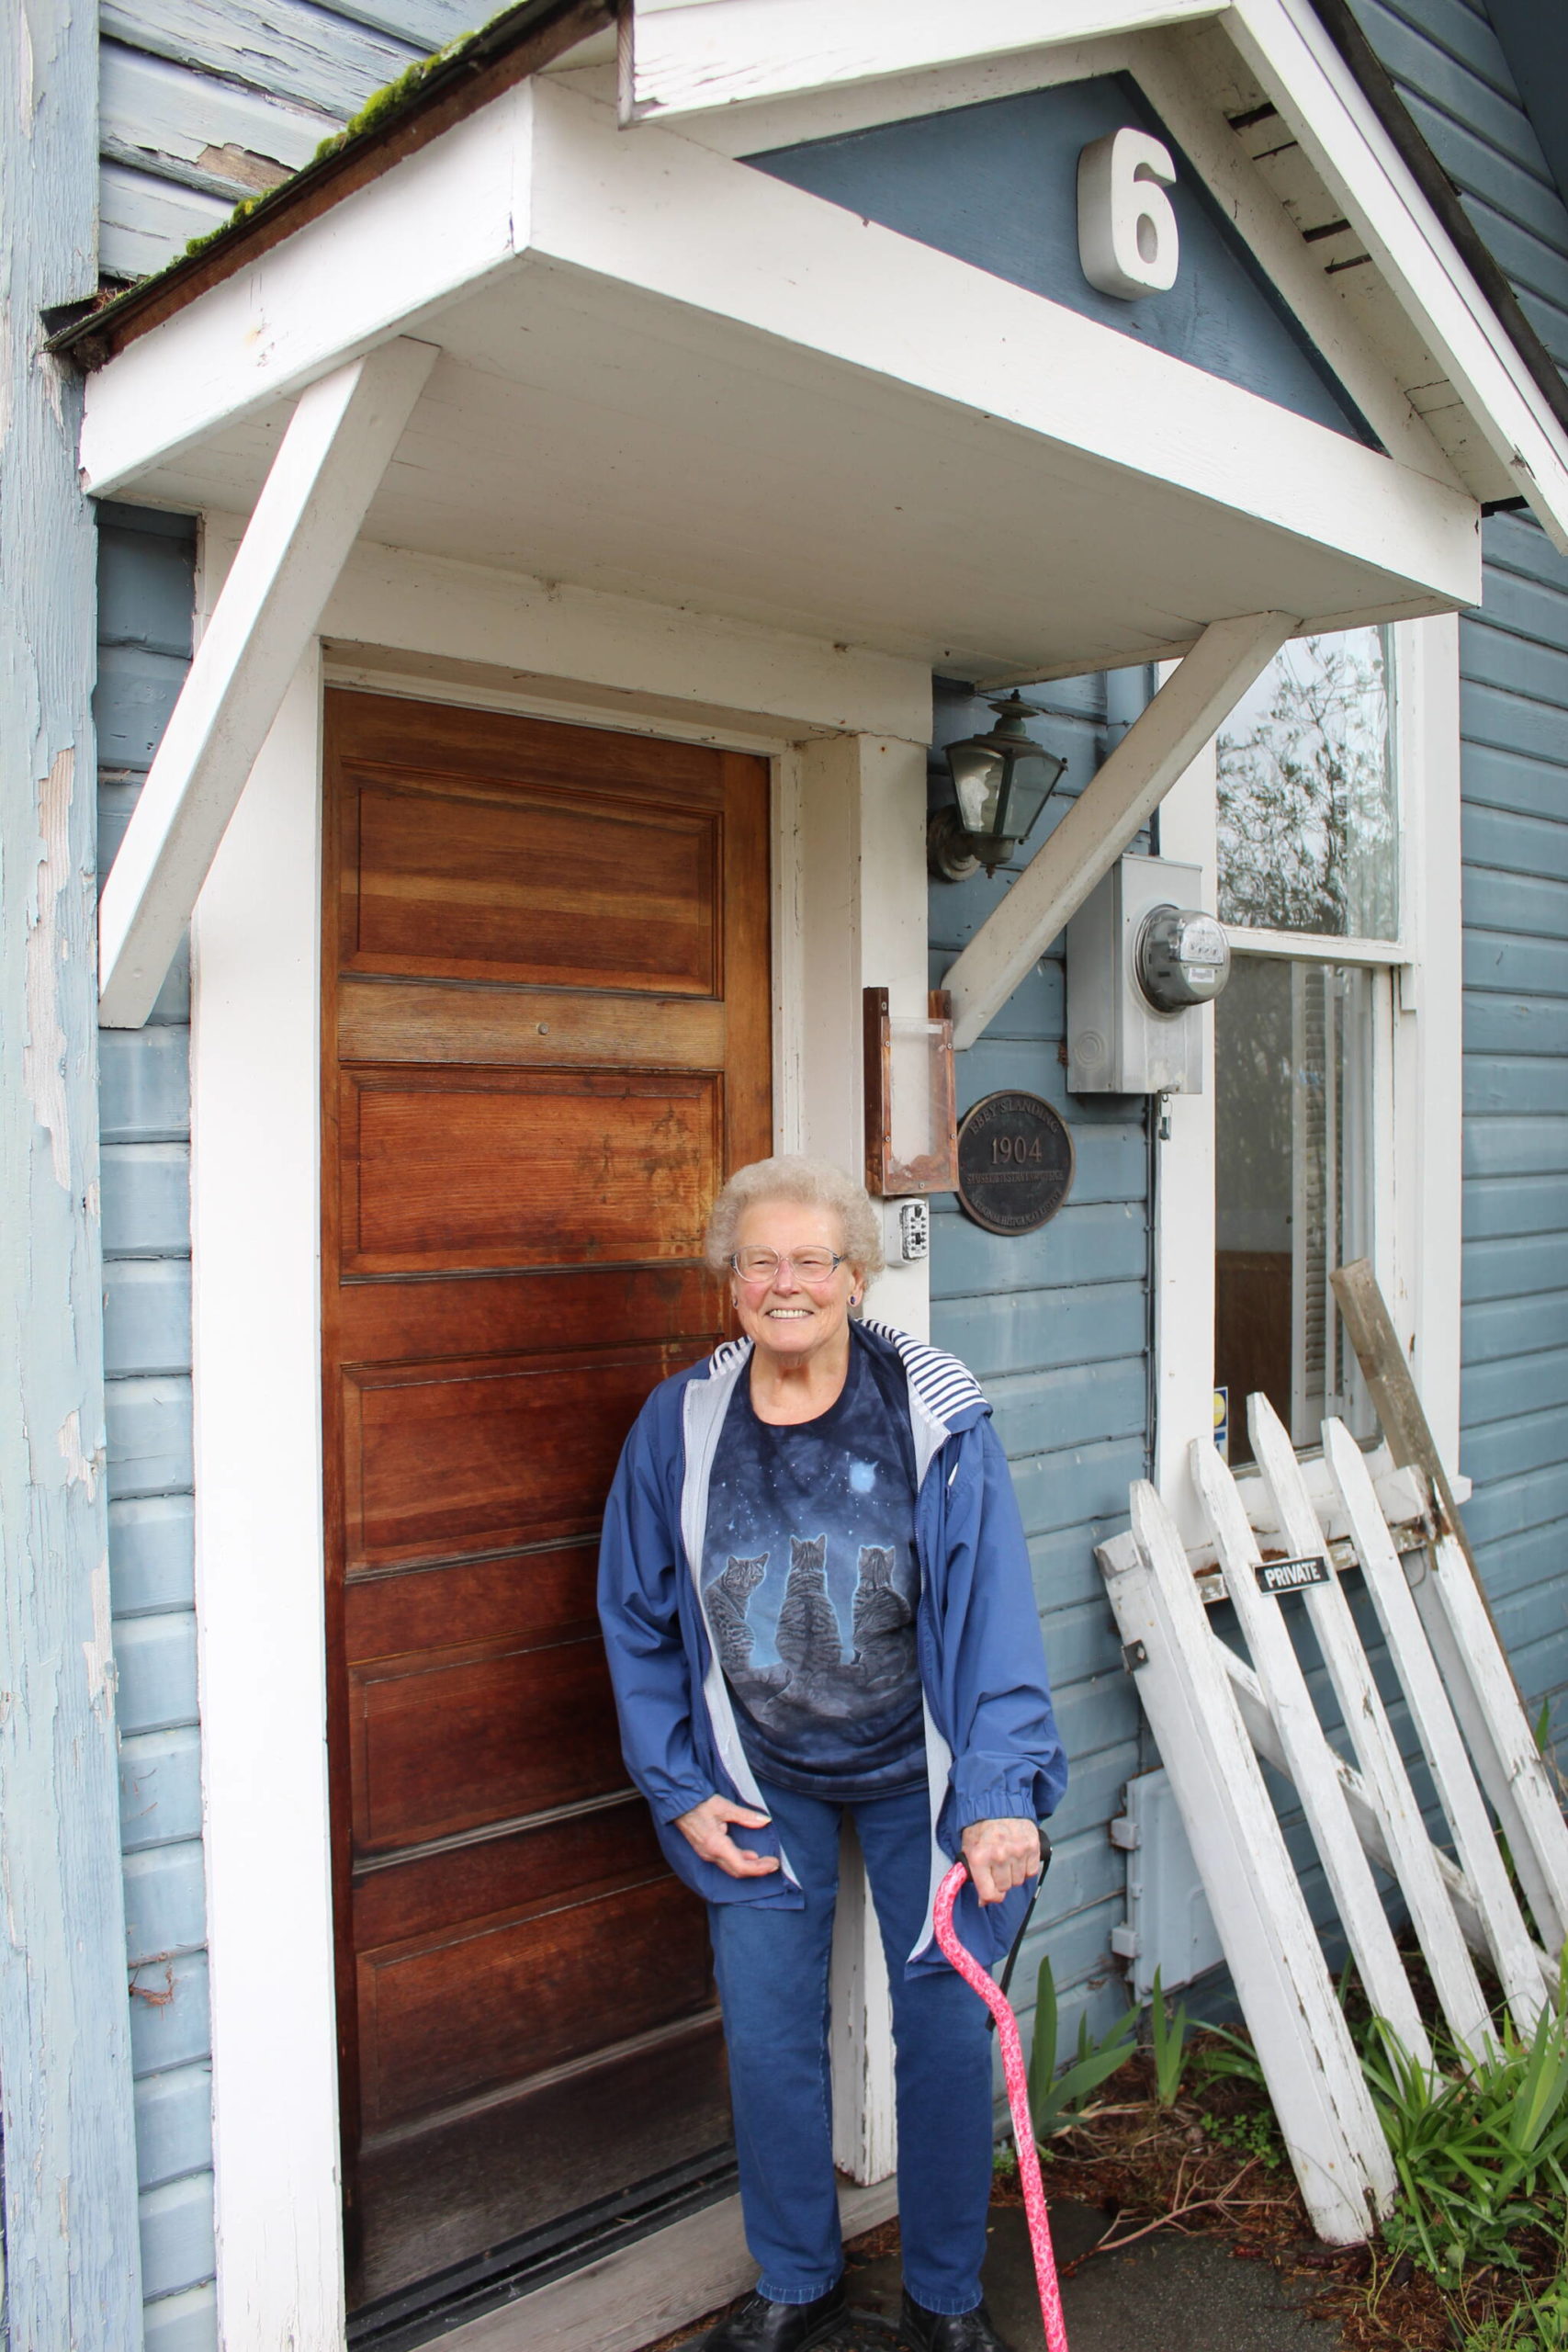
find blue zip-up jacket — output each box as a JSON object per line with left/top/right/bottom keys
{"left": 597, "top": 1317, "right": 1066, "bottom": 1972}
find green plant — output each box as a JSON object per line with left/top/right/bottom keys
{"left": 1025, "top": 1956, "right": 1138, "bottom": 2139}
{"left": 1148, "top": 1968, "right": 1192, "bottom": 2108}
{"left": 1192, "top": 2022, "right": 1269, "bottom": 2094}
{"left": 1459, "top": 2264, "right": 1568, "bottom": 2352}
{"left": 1363, "top": 1986, "right": 1568, "bottom": 2288}
{"left": 1199, "top": 2105, "right": 1284, "bottom": 2173}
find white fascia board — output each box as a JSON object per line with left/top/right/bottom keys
{"left": 79, "top": 84, "right": 531, "bottom": 496}
{"left": 619, "top": 0, "right": 1228, "bottom": 122}
{"left": 526, "top": 82, "right": 1480, "bottom": 605}
{"left": 1228, "top": 0, "right": 1568, "bottom": 549}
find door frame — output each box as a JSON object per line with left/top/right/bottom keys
{"left": 188, "top": 522, "right": 933, "bottom": 2348}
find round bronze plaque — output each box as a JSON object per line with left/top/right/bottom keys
{"left": 955, "top": 1091, "right": 1076, "bottom": 1235}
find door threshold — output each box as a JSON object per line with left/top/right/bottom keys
{"left": 405, "top": 2174, "right": 900, "bottom": 2352}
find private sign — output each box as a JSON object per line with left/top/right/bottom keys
{"left": 1255, "top": 1555, "right": 1333, "bottom": 1596}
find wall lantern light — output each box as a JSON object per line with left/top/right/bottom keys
{"left": 928, "top": 694, "right": 1068, "bottom": 881}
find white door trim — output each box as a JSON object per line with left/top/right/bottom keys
{"left": 188, "top": 537, "right": 931, "bottom": 2343}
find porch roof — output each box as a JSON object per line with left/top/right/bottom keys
{"left": 71, "top": 5, "right": 1528, "bottom": 687}
{"left": 80, "top": 0, "right": 1568, "bottom": 1031}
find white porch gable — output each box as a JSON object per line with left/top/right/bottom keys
{"left": 73, "top": 0, "right": 1568, "bottom": 1025}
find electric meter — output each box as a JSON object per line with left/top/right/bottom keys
{"left": 1066, "top": 855, "right": 1227, "bottom": 1094}
{"left": 1135, "top": 907, "right": 1231, "bottom": 1013}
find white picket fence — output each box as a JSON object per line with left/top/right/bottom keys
{"left": 1096, "top": 1390, "right": 1568, "bottom": 2244}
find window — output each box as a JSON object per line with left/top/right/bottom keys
{"left": 1213, "top": 628, "right": 1395, "bottom": 1464}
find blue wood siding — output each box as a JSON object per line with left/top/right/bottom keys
{"left": 96, "top": 504, "right": 217, "bottom": 2351}
{"left": 1459, "top": 508, "right": 1568, "bottom": 1742}
{"left": 98, "top": 0, "right": 479, "bottom": 279}
{"left": 1349, "top": 0, "right": 1568, "bottom": 1746}
{"left": 929, "top": 673, "right": 1154, "bottom": 2064}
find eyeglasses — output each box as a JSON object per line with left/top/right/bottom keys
{"left": 730, "top": 1248, "right": 846, "bottom": 1285}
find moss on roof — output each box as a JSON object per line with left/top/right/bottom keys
{"left": 175, "top": 21, "right": 494, "bottom": 267}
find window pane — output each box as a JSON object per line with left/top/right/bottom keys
{"left": 1216, "top": 628, "right": 1397, "bottom": 940}
{"left": 1214, "top": 957, "right": 1377, "bottom": 1464}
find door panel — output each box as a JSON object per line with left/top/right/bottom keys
{"left": 339, "top": 1067, "right": 721, "bottom": 1272}
{"left": 322, "top": 690, "right": 771, "bottom": 2309}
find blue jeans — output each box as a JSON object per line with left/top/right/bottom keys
{"left": 707, "top": 1778, "right": 993, "bottom": 2316}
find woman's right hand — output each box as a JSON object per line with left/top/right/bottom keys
{"left": 674, "top": 1794, "right": 781, "bottom": 1878}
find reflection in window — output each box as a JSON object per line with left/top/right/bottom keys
{"left": 1214, "top": 958, "right": 1376, "bottom": 1464}
{"left": 1217, "top": 628, "right": 1397, "bottom": 941}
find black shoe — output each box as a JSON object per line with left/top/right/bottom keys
{"left": 899, "top": 2291, "right": 1015, "bottom": 2352}
{"left": 702, "top": 2281, "right": 848, "bottom": 2351}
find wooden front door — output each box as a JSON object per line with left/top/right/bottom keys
{"left": 321, "top": 691, "right": 771, "bottom": 2311}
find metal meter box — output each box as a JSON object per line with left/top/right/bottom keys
{"left": 1066, "top": 854, "right": 1219, "bottom": 1094}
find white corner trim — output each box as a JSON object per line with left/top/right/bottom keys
{"left": 618, "top": 0, "right": 1225, "bottom": 122}
{"left": 945, "top": 610, "right": 1297, "bottom": 1050}
{"left": 1391, "top": 612, "right": 1463, "bottom": 1477}
{"left": 98, "top": 339, "right": 436, "bottom": 1029}
{"left": 191, "top": 647, "right": 345, "bottom": 2350}
{"left": 1151, "top": 723, "right": 1219, "bottom": 1542}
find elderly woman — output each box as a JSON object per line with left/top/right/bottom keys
{"left": 598, "top": 1156, "right": 1065, "bottom": 2352}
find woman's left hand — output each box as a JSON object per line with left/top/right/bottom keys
{"left": 961, "top": 1816, "right": 1042, "bottom": 1905}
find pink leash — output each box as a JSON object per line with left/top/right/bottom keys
{"left": 932, "top": 1859, "right": 1070, "bottom": 2352}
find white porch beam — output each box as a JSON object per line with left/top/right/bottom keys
{"left": 943, "top": 611, "right": 1295, "bottom": 1050}
{"left": 97, "top": 336, "right": 436, "bottom": 1029}
{"left": 619, "top": 0, "right": 1228, "bottom": 123}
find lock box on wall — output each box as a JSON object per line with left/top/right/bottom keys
{"left": 1066, "top": 854, "right": 1229, "bottom": 1094}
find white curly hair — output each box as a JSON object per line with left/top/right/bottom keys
{"left": 704, "top": 1155, "right": 886, "bottom": 1283}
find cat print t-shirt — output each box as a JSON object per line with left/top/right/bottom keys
{"left": 701, "top": 1340, "right": 926, "bottom": 1800}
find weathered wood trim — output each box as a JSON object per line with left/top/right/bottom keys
{"left": 617, "top": 0, "right": 1225, "bottom": 124}
{"left": 944, "top": 614, "right": 1296, "bottom": 1050}
{"left": 98, "top": 338, "right": 436, "bottom": 1029}
{"left": 0, "top": 0, "right": 146, "bottom": 2338}
{"left": 52, "top": 0, "right": 613, "bottom": 369}
{"left": 1228, "top": 0, "right": 1568, "bottom": 549}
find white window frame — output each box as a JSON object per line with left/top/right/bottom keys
{"left": 1155, "top": 614, "right": 1463, "bottom": 1538}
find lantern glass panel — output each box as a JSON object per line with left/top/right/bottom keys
{"left": 949, "top": 742, "right": 1004, "bottom": 837}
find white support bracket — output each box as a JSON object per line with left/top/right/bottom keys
{"left": 943, "top": 611, "right": 1297, "bottom": 1051}
{"left": 96, "top": 335, "right": 438, "bottom": 1030}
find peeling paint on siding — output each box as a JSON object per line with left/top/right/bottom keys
{"left": 25, "top": 747, "right": 75, "bottom": 1191}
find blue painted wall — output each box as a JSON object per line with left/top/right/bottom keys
{"left": 96, "top": 504, "right": 217, "bottom": 2352}
{"left": 1350, "top": 0, "right": 1568, "bottom": 1748}
{"left": 747, "top": 75, "right": 1375, "bottom": 444}
{"left": 929, "top": 674, "right": 1155, "bottom": 2061}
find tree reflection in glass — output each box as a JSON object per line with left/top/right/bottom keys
{"left": 1216, "top": 628, "right": 1397, "bottom": 941}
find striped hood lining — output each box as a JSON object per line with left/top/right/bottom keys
{"left": 702, "top": 1320, "right": 987, "bottom": 1434}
